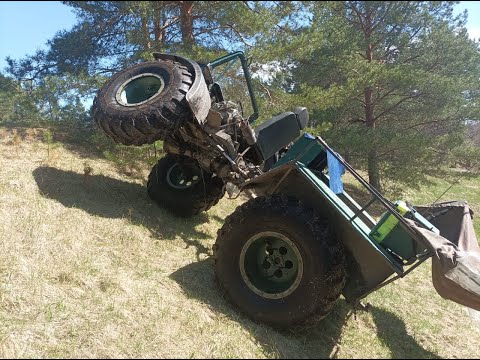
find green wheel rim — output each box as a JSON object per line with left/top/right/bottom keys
{"left": 240, "top": 231, "right": 303, "bottom": 299}
{"left": 166, "top": 162, "right": 202, "bottom": 190}
{"left": 116, "top": 73, "right": 165, "bottom": 106}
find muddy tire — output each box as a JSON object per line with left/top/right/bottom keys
{"left": 147, "top": 154, "right": 225, "bottom": 217}
{"left": 93, "top": 60, "right": 194, "bottom": 146}
{"left": 213, "top": 195, "right": 346, "bottom": 328}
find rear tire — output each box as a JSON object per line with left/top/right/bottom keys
{"left": 213, "top": 195, "right": 346, "bottom": 328}
{"left": 93, "top": 60, "right": 194, "bottom": 146}
{"left": 147, "top": 154, "right": 225, "bottom": 217}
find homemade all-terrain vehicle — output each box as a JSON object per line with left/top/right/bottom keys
{"left": 92, "top": 51, "right": 480, "bottom": 328}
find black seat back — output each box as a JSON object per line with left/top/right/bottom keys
{"left": 255, "top": 112, "right": 300, "bottom": 161}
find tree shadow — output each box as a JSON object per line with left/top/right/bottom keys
{"left": 171, "top": 258, "right": 440, "bottom": 358}
{"left": 32, "top": 166, "right": 211, "bottom": 258}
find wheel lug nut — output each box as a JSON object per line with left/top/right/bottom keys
{"left": 262, "top": 260, "right": 271, "bottom": 269}
{"left": 274, "top": 269, "right": 283, "bottom": 278}
{"left": 285, "top": 260, "right": 293, "bottom": 269}
{"left": 279, "top": 247, "right": 287, "bottom": 255}
{"left": 266, "top": 246, "right": 274, "bottom": 255}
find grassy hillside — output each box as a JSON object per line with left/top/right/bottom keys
{"left": 0, "top": 126, "right": 479, "bottom": 358}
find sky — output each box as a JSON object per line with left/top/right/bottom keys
{"left": 1, "top": 1, "right": 480, "bottom": 73}
{"left": 0, "top": 1, "right": 77, "bottom": 71}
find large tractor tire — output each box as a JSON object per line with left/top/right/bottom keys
{"left": 213, "top": 195, "right": 346, "bottom": 328}
{"left": 147, "top": 154, "right": 225, "bottom": 217}
{"left": 93, "top": 60, "right": 194, "bottom": 146}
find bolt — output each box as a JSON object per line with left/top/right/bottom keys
{"left": 285, "top": 260, "right": 293, "bottom": 269}
{"left": 279, "top": 247, "right": 287, "bottom": 255}
{"left": 274, "top": 269, "right": 283, "bottom": 278}
{"left": 266, "top": 246, "right": 274, "bottom": 255}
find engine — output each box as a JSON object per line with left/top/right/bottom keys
{"left": 163, "top": 100, "right": 264, "bottom": 187}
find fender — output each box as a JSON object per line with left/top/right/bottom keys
{"left": 153, "top": 52, "right": 211, "bottom": 125}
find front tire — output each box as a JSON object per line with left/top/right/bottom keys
{"left": 147, "top": 154, "right": 225, "bottom": 217}
{"left": 93, "top": 60, "right": 194, "bottom": 146}
{"left": 213, "top": 195, "right": 346, "bottom": 328}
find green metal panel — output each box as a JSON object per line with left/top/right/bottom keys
{"left": 240, "top": 134, "right": 440, "bottom": 301}
{"left": 271, "top": 135, "right": 401, "bottom": 270}
{"left": 272, "top": 133, "right": 323, "bottom": 169}
{"left": 261, "top": 164, "right": 402, "bottom": 301}
{"left": 294, "top": 162, "right": 404, "bottom": 275}
{"left": 240, "top": 161, "right": 404, "bottom": 301}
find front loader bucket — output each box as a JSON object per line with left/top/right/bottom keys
{"left": 412, "top": 202, "right": 480, "bottom": 311}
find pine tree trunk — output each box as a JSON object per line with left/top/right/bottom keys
{"left": 363, "top": 6, "right": 381, "bottom": 191}
{"left": 364, "top": 85, "right": 381, "bottom": 190}
{"left": 142, "top": 16, "right": 152, "bottom": 49}
{"left": 180, "top": 1, "right": 195, "bottom": 49}
{"left": 153, "top": 4, "right": 164, "bottom": 49}
{"left": 367, "top": 148, "right": 381, "bottom": 190}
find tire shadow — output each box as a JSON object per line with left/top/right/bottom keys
{"left": 170, "top": 258, "right": 350, "bottom": 358}
{"left": 170, "top": 259, "right": 440, "bottom": 358}
{"left": 33, "top": 166, "right": 211, "bottom": 258}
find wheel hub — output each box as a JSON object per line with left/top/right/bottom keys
{"left": 116, "top": 73, "right": 165, "bottom": 106}
{"left": 166, "top": 162, "right": 202, "bottom": 189}
{"left": 240, "top": 231, "right": 303, "bottom": 299}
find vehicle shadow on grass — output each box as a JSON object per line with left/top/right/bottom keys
{"left": 32, "top": 166, "right": 439, "bottom": 358}
{"left": 170, "top": 258, "right": 439, "bottom": 359}
{"left": 369, "top": 307, "right": 438, "bottom": 359}
{"left": 169, "top": 258, "right": 345, "bottom": 358}
{"left": 32, "top": 166, "right": 212, "bottom": 258}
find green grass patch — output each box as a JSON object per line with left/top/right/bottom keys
{"left": 404, "top": 168, "right": 480, "bottom": 236}
{"left": 0, "top": 127, "right": 478, "bottom": 358}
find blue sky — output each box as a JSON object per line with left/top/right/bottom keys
{"left": 1, "top": 1, "right": 480, "bottom": 72}
{"left": 0, "top": 1, "right": 76, "bottom": 71}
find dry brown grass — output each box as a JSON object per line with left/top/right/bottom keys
{"left": 0, "top": 127, "right": 479, "bottom": 358}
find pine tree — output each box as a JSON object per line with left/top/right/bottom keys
{"left": 262, "top": 1, "right": 480, "bottom": 191}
